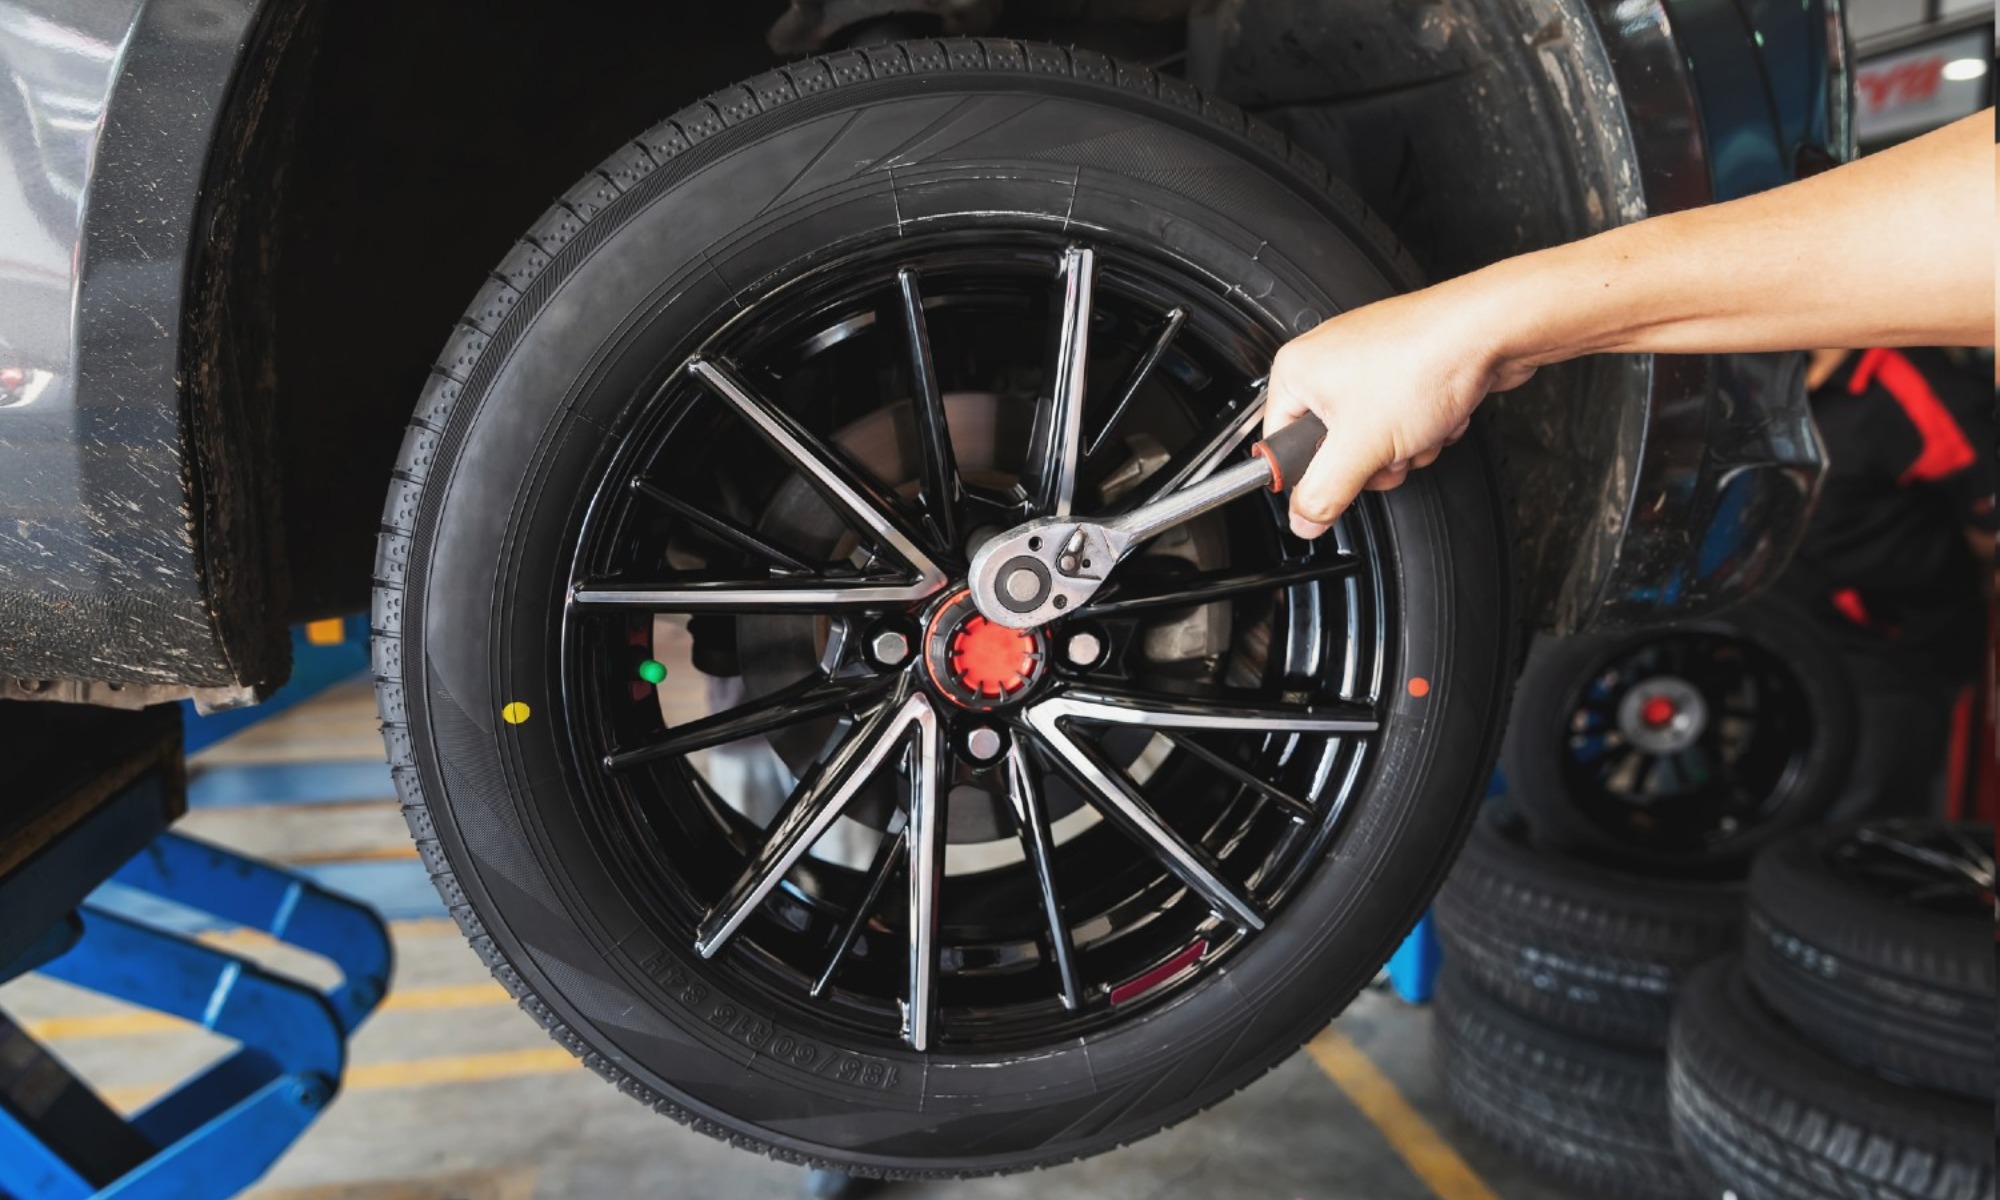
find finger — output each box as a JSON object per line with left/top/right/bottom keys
{"left": 1412, "top": 445, "right": 1444, "bottom": 470}
{"left": 1287, "top": 435, "right": 1380, "bottom": 539}
{"left": 1363, "top": 464, "right": 1411, "bottom": 492}
{"left": 1443, "top": 420, "right": 1471, "bottom": 446}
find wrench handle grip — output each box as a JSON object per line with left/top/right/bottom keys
{"left": 1251, "top": 411, "right": 1327, "bottom": 494}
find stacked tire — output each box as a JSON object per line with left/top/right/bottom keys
{"left": 1432, "top": 805, "right": 1740, "bottom": 1200}
{"left": 1667, "top": 819, "right": 1996, "bottom": 1200}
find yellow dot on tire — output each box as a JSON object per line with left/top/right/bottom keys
{"left": 501, "top": 702, "right": 531, "bottom": 725}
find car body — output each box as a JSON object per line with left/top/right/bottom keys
{"left": 0, "top": 0, "right": 1847, "bottom": 709}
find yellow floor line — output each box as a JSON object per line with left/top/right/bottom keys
{"left": 254, "top": 1166, "right": 540, "bottom": 1200}
{"left": 344, "top": 1047, "right": 578, "bottom": 1091}
{"left": 187, "top": 917, "right": 458, "bottom": 957}
{"left": 22, "top": 982, "right": 510, "bottom": 1042}
{"left": 281, "top": 844, "right": 424, "bottom": 866}
{"left": 102, "top": 1048, "right": 581, "bottom": 1112}
{"left": 1307, "top": 1029, "right": 1502, "bottom": 1200}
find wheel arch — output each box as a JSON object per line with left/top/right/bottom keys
{"left": 176, "top": 0, "right": 1842, "bottom": 697}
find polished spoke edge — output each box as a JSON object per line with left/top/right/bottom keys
{"left": 1038, "top": 689, "right": 1379, "bottom": 735}
{"left": 902, "top": 699, "right": 945, "bottom": 1051}
{"left": 629, "top": 478, "right": 814, "bottom": 573}
{"left": 1140, "top": 386, "right": 1267, "bottom": 507}
{"left": 571, "top": 579, "right": 937, "bottom": 611}
{"left": 1085, "top": 305, "right": 1186, "bottom": 460}
{"left": 1161, "top": 730, "right": 1316, "bottom": 821}
{"left": 1027, "top": 246, "right": 1096, "bottom": 518}
{"left": 604, "top": 672, "right": 894, "bottom": 772}
{"left": 897, "top": 267, "right": 961, "bottom": 552}
{"left": 692, "top": 687, "right": 928, "bottom": 959}
{"left": 1006, "top": 740, "right": 1084, "bottom": 1010}
{"left": 1023, "top": 703, "right": 1265, "bottom": 931}
{"left": 809, "top": 817, "right": 908, "bottom": 999}
{"left": 1085, "top": 555, "right": 1363, "bottom": 619}
{"left": 687, "top": 356, "right": 947, "bottom": 593}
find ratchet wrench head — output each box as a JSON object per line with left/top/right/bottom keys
{"left": 967, "top": 518, "right": 1127, "bottom": 629}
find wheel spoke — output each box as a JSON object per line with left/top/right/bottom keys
{"left": 629, "top": 478, "right": 814, "bottom": 573}
{"left": 1025, "top": 247, "right": 1096, "bottom": 517}
{"left": 1135, "top": 385, "right": 1267, "bottom": 508}
{"left": 901, "top": 696, "right": 946, "bottom": 1050}
{"left": 1086, "top": 556, "right": 1363, "bottom": 619}
{"left": 603, "top": 672, "right": 894, "bottom": 772}
{"left": 1161, "top": 731, "right": 1315, "bottom": 821}
{"left": 687, "top": 357, "right": 946, "bottom": 591}
{"left": 1035, "top": 688, "right": 1379, "bottom": 736}
{"left": 1006, "top": 741, "right": 1083, "bottom": 1010}
{"left": 1024, "top": 703, "right": 1264, "bottom": 931}
{"left": 571, "top": 578, "right": 938, "bottom": 611}
{"left": 897, "top": 268, "right": 961, "bottom": 551}
{"left": 1084, "top": 306, "right": 1186, "bottom": 460}
{"left": 809, "top": 817, "right": 908, "bottom": 999}
{"left": 694, "top": 686, "right": 927, "bottom": 959}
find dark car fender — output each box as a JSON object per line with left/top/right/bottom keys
{"left": 0, "top": 0, "right": 298, "bottom": 703}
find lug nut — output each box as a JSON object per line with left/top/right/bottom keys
{"left": 962, "top": 726, "right": 1005, "bottom": 763}
{"left": 1063, "top": 630, "right": 1104, "bottom": 668}
{"left": 869, "top": 628, "right": 911, "bottom": 668}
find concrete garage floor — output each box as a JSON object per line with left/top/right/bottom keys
{"left": 1, "top": 680, "right": 1583, "bottom": 1200}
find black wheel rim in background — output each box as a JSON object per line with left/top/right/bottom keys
{"left": 1558, "top": 630, "right": 1814, "bottom": 859}
{"left": 555, "top": 231, "right": 1394, "bottom": 1054}
{"left": 1828, "top": 821, "right": 1996, "bottom": 919}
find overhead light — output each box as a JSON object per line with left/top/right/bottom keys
{"left": 1941, "top": 58, "right": 1989, "bottom": 82}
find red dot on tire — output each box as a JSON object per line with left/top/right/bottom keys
{"left": 1407, "top": 677, "right": 1430, "bottom": 698}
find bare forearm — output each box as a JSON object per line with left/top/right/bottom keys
{"left": 1267, "top": 111, "right": 1997, "bottom": 536}
{"left": 1475, "top": 112, "right": 1996, "bottom": 366}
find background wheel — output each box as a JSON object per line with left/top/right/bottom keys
{"left": 1743, "top": 819, "right": 1995, "bottom": 1099}
{"left": 1433, "top": 804, "right": 1740, "bottom": 1048}
{"left": 1668, "top": 961, "right": 1993, "bottom": 1200}
{"left": 1433, "top": 965, "right": 1696, "bottom": 1200}
{"left": 373, "top": 39, "right": 1519, "bottom": 1176}
{"left": 1502, "top": 593, "right": 1855, "bottom": 874}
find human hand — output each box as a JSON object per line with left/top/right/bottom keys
{"left": 1265, "top": 278, "right": 1539, "bottom": 538}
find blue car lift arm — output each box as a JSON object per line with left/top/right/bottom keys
{"left": 0, "top": 701, "right": 392, "bottom": 1200}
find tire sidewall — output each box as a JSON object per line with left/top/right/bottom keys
{"left": 399, "top": 70, "right": 1514, "bottom": 1169}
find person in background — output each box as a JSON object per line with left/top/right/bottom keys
{"left": 1780, "top": 347, "right": 1995, "bottom": 818}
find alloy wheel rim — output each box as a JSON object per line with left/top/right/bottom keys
{"left": 1831, "top": 822, "right": 1997, "bottom": 918}
{"left": 1560, "top": 630, "right": 1814, "bottom": 857}
{"left": 557, "top": 230, "right": 1394, "bottom": 1053}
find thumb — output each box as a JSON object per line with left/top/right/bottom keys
{"left": 1285, "top": 426, "right": 1378, "bottom": 539}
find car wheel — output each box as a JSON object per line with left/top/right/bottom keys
{"left": 373, "top": 39, "right": 1518, "bottom": 1176}
{"left": 1502, "top": 593, "right": 1854, "bottom": 874}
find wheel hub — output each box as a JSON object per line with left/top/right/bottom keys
{"left": 922, "top": 587, "right": 1048, "bottom": 711}
{"left": 1618, "top": 676, "right": 1707, "bottom": 755}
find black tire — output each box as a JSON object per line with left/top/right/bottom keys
{"left": 1433, "top": 804, "right": 1740, "bottom": 1048}
{"left": 373, "top": 40, "right": 1520, "bottom": 1176}
{"left": 1743, "top": 819, "right": 1996, "bottom": 1099}
{"left": 1503, "top": 593, "right": 1855, "bottom": 873}
{"left": 1433, "top": 966, "right": 1697, "bottom": 1200}
{"left": 1668, "top": 961, "right": 1993, "bottom": 1200}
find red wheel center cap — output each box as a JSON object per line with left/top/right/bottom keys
{"left": 1640, "top": 696, "right": 1678, "bottom": 727}
{"left": 951, "top": 615, "right": 1035, "bottom": 698}
{"left": 922, "top": 589, "right": 1047, "bottom": 711}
